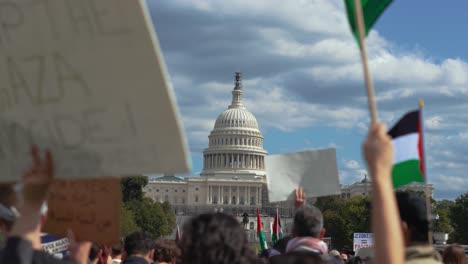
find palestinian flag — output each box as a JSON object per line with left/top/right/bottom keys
{"left": 257, "top": 209, "right": 268, "bottom": 251}
{"left": 344, "top": 0, "right": 393, "bottom": 46}
{"left": 272, "top": 208, "right": 283, "bottom": 244}
{"left": 388, "top": 110, "right": 425, "bottom": 188}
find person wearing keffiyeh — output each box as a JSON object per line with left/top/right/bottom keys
{"left": 269, "top": 189, "right": 342, "bottom": 264}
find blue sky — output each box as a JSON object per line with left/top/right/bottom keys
{"left": 147, "top": 0, "right": 468, "bottom": 200}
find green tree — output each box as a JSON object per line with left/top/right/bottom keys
{"left": 120, "top": 204, "right": 140, "bottom": 237}
{"left": 449, "top": 192, "right": 468, "bottom": 244}
{"left": 322, "top": 210, "right": 349, "bottom": 250}
{"left": 433, "top": 200, "right": 454, "bottom": 234}
{"left": 120, "top": 176, "right": 148, "bottom": 203}
{"left": 161, "top": 202, "right": 176, "bottom": 235}
{"left": 127, "top": 198, "right": 174, "bottom": 239}
{"left": 344, "top": 196, "right": 371, "bottom": 234}
{"left": 436, "top": 199, "right": 455, "bottom": 212}
{"left": 315, "top": 195, "right": 371, "bottom": 250}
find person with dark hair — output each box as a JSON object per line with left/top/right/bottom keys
{"left": 347, "top": 256, "right": 363, "bottom": 264}
{"left": 442, "top": 244, "right": 466, "bottom": 264}
{"left": 153, "top": 240, "right": 180, "bottom": 264}
{"left": 179, "top": 213, "right": 261, "bottom": 264}
{"left": 272, "top": 236, "right": 292, "bottom": 255}
{"left": 395, "top": 192, "right": 442, "bottom": 263}
{"left": 111, "top": 239, "right": 124, "bottom": 264}
{"left": 123, "top": 231, "right": 155, "bottom": 264}
{"left": 89, "top": 244, "right": 102, "bottom": 264}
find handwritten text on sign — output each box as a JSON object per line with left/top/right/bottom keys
{"left": 0, "top": 0, "right": 190, "bottom": 181}
{"left": 43, "top": 178, "right": 121, "bottom": 245}
{"left": 353, "top": 233, "right": 374, "bottom": 251}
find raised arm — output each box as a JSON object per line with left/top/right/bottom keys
{"left": 363, "top": 123, "right": 404, "bottom": 264}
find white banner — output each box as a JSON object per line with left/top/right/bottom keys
{"left": 266, "top": 148, "right": 340, "bottom": 202}
{"left": 0, "top": 0, "right": 190, "bottom": 181}
{"left": 353, "top": 233, "right": 374, "bottom": 251}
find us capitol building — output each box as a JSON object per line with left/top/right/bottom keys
{"left": 143, "top": 72, "right": 279, "bottom": 217}
{"left": 143, "top": 72, "right": 435, "bottom": 214}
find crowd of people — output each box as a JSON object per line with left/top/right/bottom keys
{"left": 0, "top": 124, "right": 466, "bottom": 264}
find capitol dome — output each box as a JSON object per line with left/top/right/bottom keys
{"left": 214, "top": 107, "right": 259, "bottom": 130}
{"left": 202, "top": 72, "right": 267, "bottom": 177}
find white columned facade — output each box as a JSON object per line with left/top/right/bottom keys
{"left": 198, "top": 72, "right": 268, "bottom": 210}
{"left": 220, "top": 186, "right": 223, "bottom": 204}
{"left": 256, "top": 187, "right": 259, "bottom": 205}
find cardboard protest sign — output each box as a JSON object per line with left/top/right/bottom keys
{"left": 0, "top": 0, "right": 190, "bottom": 182}
{"left": 43, "top": 178, "right": 121, "bottom": 245}
{"left": 353, "top": 233, "right": 374, "bottom": 251}
{"left": 265, "top": 148, "right": 340, "bottom": 202}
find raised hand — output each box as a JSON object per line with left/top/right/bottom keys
{"left": 294, "top": 188, "right": 305, "bottom": 208}
{"left": 20, "top": 145, "right": 54, "bottom": 208}
{"left": 362, "top": 123, "right": 394, "bottom": 179}
{"left": 68, "top": 229, "right": 92, "bottom": 264}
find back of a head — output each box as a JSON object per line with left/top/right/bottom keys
{"left": 348, "top": 256, "right": 363, "bottom": 264}
{"left": 179, "top": 213, "right": 259, "bottom": 264}
{"left": 124, "top": 231, "right": 155, "bottom": 256}
{"left": 269, "top": 252, "right": 328, "bottom": 264}
{"left": 442, "top": 244, "right": 466, "bottom": 264}
{"left": 112, "top": 238, "right": 124, "bottom": 257}
{"left": 153, "top": 240, "right": 181, "bottom": 263}
{"left": 89, "top": 244, "right": 101, "bottom": 262}
{"left": 395, "top": 192, "right": 430, "bottom": 243}
{"left": 273, "top": 236, "right": 292, "bottom": 254}
{"left": 293, "top": 205, "right": 323, "bottom": 238}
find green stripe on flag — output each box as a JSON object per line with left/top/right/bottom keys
{"left": 258, "top": 230, "right": 267, "bottom": 251}
{"left": 272, "top": 233, "right": 278, "bottom": 244}
{"left": 344, "top": 0, "right": 393, "bottom": 46}
{"left": 392, "top": 159, "right": 424, "bottom": 188}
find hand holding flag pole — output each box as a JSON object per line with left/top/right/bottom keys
{"left": 353, "top": 0, "right": 378, "bottom": 124}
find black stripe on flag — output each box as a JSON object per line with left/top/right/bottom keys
{"left": 388, "top": 110, "right": 419, "bottom": 139}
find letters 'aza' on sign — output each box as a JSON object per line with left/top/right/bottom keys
{"left": 43, "top": 178, "right": 121, "bottom": 245}
{"left": 0, "top": 0, "right": 190, "bottom": 181}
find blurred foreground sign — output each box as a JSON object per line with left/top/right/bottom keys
{"left": 266, "top": 148, "right": 340, "bottom": 202}
{"left": 43, "top": 178, "right": 121, "bottom": 245}
{"left": 0, "top": 0, "right": 190, "bottom": 181}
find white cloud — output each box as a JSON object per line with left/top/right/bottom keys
{"left": 344, "top": 159, "right": 360, "bottom": 170}
{"left": 150, "top": 0, "right": 468, "bottom": 199}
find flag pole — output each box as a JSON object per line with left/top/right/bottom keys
{"left": 353, "top": 0, "right": 379, "bottom": 124}
{"left": 419, "top": 99, "right": 433, "bottom": 245}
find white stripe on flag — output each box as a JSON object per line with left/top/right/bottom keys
{"left": 392, "top": 133, "right": 419, "bottom": 164}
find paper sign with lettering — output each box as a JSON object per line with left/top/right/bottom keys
{"left": 41, "top": 234, "right": 70, "bottom": 259}
{"left": 353, "top": 233, "right": 374, "bottom": 251}
{"left": 0, "top": 0, "right": 190, "bottom": 181}
{"left": 43, "top": 178, "right": 121, "bottom": 245}
{"left": 265, "top": 148, "right": 340, "bottom": 202}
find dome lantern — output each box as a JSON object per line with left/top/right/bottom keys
{"left": 229, "top": 72, "right": 244, "bottom": 109}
